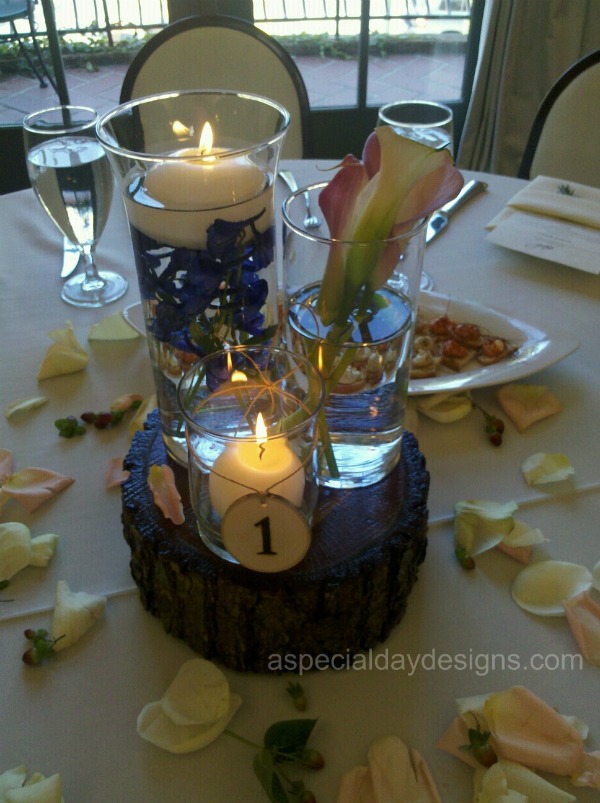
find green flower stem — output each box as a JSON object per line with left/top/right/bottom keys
{"left": 223, "top": 728, "right": 262, "bottom": 750}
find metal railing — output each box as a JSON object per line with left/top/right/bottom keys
{"left": 1, "top": 0, "right": 471, "bottom": 47}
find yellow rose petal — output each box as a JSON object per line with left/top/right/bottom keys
{"left": 88, "top": 312, "right": 140, "bottom": 341}
{"left": 37, "top": 322, "right": 88, "bottom": 380}
{"left": 417, "top": 392, "right": 472, "bottom": 423}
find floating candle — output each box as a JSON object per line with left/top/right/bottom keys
{"left": 125, "top": 122, "right": 270, "bottom": 249}
{"left": 209, "top": 413, "right": 305, "bottom": 519}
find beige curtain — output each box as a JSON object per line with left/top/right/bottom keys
{"left": 458, "top": 0, "right": 600, "bottom": 176}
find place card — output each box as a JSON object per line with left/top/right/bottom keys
{"left": 486, "top": 209, "right": 600, "bottom": 274}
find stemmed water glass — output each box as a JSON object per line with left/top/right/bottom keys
{"left": 23, "top": 105, "right": 128, "bottom": 307}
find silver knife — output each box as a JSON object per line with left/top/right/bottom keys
{"left": 426, "top": 179, "right": 488, "bottom": 243}
{"left": 61, "top": 237, "right": 81, "bottom": 279}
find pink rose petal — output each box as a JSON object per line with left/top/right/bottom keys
{"left": 1, "top": 467, "right": 74, "bottom": 512}
{"left": 105, "top": 457, "right": 130, "bottom": 489}
{"left": 572, "top": 750, "right": 600, "bottom": 788}
{"left": 563, "top": 591, "right": 600, "bottom": 666}
{"left": 484, "top": 685, "right": 583, "bottom": 775}
{"left": 336, "top": 765, "right": 375, "bottom": 803}
{"left": 497, "top": 541, "right": 532, "bottom": 564}
{"left": 435, "top": 715, "right": 481, "bottom": 769}
{"left": 148, "top": 464, "right": 184, "bottom": 525}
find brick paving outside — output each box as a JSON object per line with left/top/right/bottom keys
{"left": 0, "top": 52, "right": 464, "bottom": 126}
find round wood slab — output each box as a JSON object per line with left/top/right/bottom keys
{"left": 122, "top": 410, "right": 430, "bottom": 673}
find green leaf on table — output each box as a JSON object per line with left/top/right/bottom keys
{"left": 263, "top": 718, "right": 317, "bottom": 755}
{"left": 253, "top": 749, "right": 290, "bottom": 803}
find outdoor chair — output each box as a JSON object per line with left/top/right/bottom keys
{"left": 0, "top": 0, "right": 55, "bottom": 90}
{"left": 119, "top": 15, "right": 311, "bottom": 159}
{"left": 518, "top": 48, "right": 600, "bottom": 187}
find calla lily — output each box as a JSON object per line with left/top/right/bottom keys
{"left": 317, "top": 126, "right": 463, "bottom": 326}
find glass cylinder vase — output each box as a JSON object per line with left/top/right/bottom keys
{"left": 97, "top": 90, "right": 289, "bottom": 464}
{"left": 178, "top": 346, "right": 325, "bottom": 569}
{"left": 283, "top": 183, "right": 427, "bottom": 490}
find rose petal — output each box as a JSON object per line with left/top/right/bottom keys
{"left": 336, "top": 766, "right": 375, "bottom": 803}
{"left": 572, "top": 750, "right": 600, "bottom": 788}
{"left": 563, "top": 591, "right": 600, "bottom": 665}
{"left": 128, "top": 394, "right": 157, "bottom": 438}
{"left": 0, "top": 765, "right": 27, "bottom": 796}
{"left": 1, "top": 468, "right": 74, "bottom": 513}
{"left": 51, "top": 580, "right": 106, "bottom": 651}
{"left": 148, "top": 464, "right": 184, "bottom": 524}
{"left": 484, "top": 686, "right": 583, "bottom": 775}
{"left": 29, "top": 534, "right": 59, "bottom": 567}
{"left": 512, "top": 560, "right": 592, "bottom": 616}
{"left": 37, "top": 322, "right": 88, "bottom": 380}
{"left": 417, "top": 392, "right": 472, "bottom": 423}
{"left": 88, "top": 312, "right": 140, "bottom": 340}
{"left": 454, "top": 499, "right": 517, "bottom": 556}
{"left": 521, "top": 452, "right": 574, "bottom": 485}
{"left": 0, "top": 449, "right": 13, "bottom": 483}
{"left": 137, "top": 693, "right": 242, "bottom": 754}
{"left": 162, "top": 658, "right": 231, "bottom": 727}
{"left": 475, "top": 759, "right": 576, "bottom": 802}
{"left": 5, "top": 772, "right": 63, "bottom": 802}
{"left": 367, "top": 735, "right": 442, "bottom": 802}
{"left": 105, "top": 458, "right": 129, "bottom": 489}
{"left": 4, "top": 397, "right": 48, "bottom": 420}
{"left": 0, "top": 522, "right": 32, "bottom": 581}
{"left": 496, "top": 383, "right": 562, "bottom": 432}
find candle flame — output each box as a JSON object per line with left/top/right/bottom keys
{"left": 255, "top": 413, "right": 267, "bottom": 445}
{"left": 226, "top": 351, "right": 247, "bottom": 383}
{"left": 171, "top": 119, "right": 192, "bottom": 137}
{"left": 199, "top": 122, "right": 213, "bottom": 155}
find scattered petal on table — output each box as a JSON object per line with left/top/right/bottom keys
{"left": 51, "top": 580, "right": 107, "bottom": 651}
{"left": 0, "top": 765, "right": 27, "bottom": 796}
{"left": 0, "top": 468, "right": 74, "bottom": 513}
{"left": 521, "top": 452, "right": 574, "bottom": 485}
{"left": 128, "top": 394, "right": 157, "bottom": 438}
{"left": 563, "top": 591, "right": 600, "bottom": 666}
{"left": 417, "top": 391, "right": 472, "bottom": 423}
{"left": 454, "top": 499, "right": 517, "bottom": 556}
{"left": 337, "top": 735, "right": 442, "bottom": 802}
{"left": 496, "top": 383, "right": 562, "bottom": 432}
{"left": 29, "top": 534, "right": 59, "bottom": 568}
{"left": 88, "top": 311, "right": 140, "bottom": 340}
{"left": 483, "top": 686, "right": 584, "bottom": 776}
{"left": 497, "top": 520, "right": 545, "bottom": 563}
{"left": 474, "top": 759, "right": 576, "bottom": 802}
{"left": 105, "top": 457, "right": 129, "bottom": 489}
{"left": 110, "top": 392, "right": 144, "bottom": 412}
{"left": 37, "top": 321, "right": 88, "bottom": 380}
{"left": 5, "top": 772, "right": 63, "bottom": 802}
{"left": 511, "top": 561, "right": 592, "bottom": 616}
{"left": 148, "top": 464, "right": 184, "bottom": 525}
{"left": 4, "top": 397, "right": 47, "bottom": 420}
{"left": 592, "top": 558, "right": 600, "bottom": 591}
{"left": 0, "top": 522, "right": 32, "bottom": 581}
{"left": 162, "top": 658, "right": 231, "bottom": 726}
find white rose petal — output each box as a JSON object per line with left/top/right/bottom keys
{"left": 454, "top": 500, "right": 518, "bottom": 556}
{"left": 0, "top": 765, "right": 28, "bottom": 797}
{"left": 88, "top": 312, "right": 140, "bottom": 341}
{"left": 511, "top": 561, "right": 592, "bottom": 616}
{"left": 0, "top": 522, "right": 32, "bottom": 581}
{"left": 4, "top": 397, "right": 48, "bottom": 420}
{"left": 592, "top": 559, "right": 600, "bottom": 592}
{"left": 521, "top": 452, "right": 574, "bottom": 485}
{"left": 51, "top": 580, "right": 107, "bottom": 651}
{"left": 162, "top": 658, "right": 231, "bottom": 726}
{"left": 137, "top": 693, "right": 242, "bottom": 754}
{"left": 417, "top": 392, "right": 472, "bottom": 423}
{"left": 29, "top": 534, "right": 59, "bottom": 567}
{"left": 474, "top": 759, "right": 575, "bottom": 802}
{"left": 502, "top": 520, "right": 546, "bottom": 548}
{"left": 5, "top": 773, "right": 63, "bottom": 803}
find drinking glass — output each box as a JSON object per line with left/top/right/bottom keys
{"left": 377, "top": 100, "right": 454, "bottom": 154}
{"left": 23, "top": 105, "right": 128, "bottom": 307}
{"left": 377, "top": 100, "right": 454, "bottom": 292}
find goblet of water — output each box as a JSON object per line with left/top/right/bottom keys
{"left": 23, "top": 105, "right": 128, "bottom": 307}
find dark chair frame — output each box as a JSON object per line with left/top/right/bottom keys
{"left": 0, "top": 0, "right": 57, "bottom": 91}
{"left": 119, "top": 14, "right": 312, "bottom": 157}
{"left": 518, "top": 48, "right": 600, "bottom": 180}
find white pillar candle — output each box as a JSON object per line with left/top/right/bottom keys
{"left": 125, "top": 122, "right": 271, "bottom": 249}
{"left": 209, "top": 414, "right": 305, "bottom": 518}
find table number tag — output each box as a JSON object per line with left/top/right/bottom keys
{"left": 221, "top": 493, "right": 311, "bottom": 572}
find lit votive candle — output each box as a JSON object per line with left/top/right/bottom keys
{"left": 209, "top": 413, "right": 305, "bottom": 519}
{"left": 126, "top": 122, "right": 270, "bottom": 249}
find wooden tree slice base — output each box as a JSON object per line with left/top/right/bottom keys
{"left": 122, "top": 410, "right": 430, "bottom": 673}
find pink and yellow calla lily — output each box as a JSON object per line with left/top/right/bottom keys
{"left": 316, "top": 125, "right": 463, "bottom": 326}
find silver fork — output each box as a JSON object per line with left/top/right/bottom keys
{"left": 279, "top": 169, "right": 322, "bottom": 228}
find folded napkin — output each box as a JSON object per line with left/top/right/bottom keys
{"left": 487, "top": 175, "right": 600, "bottom": 231}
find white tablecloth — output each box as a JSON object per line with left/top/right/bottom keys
{"left": 1, "top": 162, "right": 599, "bottom": 801}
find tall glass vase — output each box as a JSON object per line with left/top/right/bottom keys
{"left": 97, "top": 90, "right": 289, "bottom": 464}
{"left": 283, "top": 183, "right": 427, "bottom": 489}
